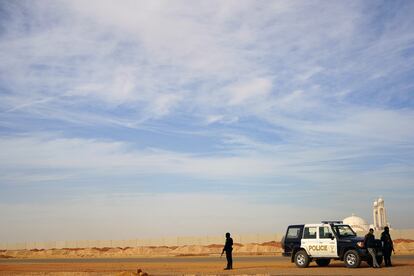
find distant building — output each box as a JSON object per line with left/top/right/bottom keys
{"left": 343, "top": 214, "right": 369, "bottom": 232}
{"left": 342, "top": 197, "right": 391, "bottom": 232}
{"left": 372, "top": 197, "right": 390, "bottom": 230}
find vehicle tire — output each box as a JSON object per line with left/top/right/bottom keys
{"left": 294, "top": 250, "right": 310, "bottom": 268}
{"left": 316, "top": 258, "right": 331, "bottom": 267}
{"left": 344, "top": 250, "right": 361, "bottom": 268}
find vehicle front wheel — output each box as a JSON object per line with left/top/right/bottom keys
{"left": 344, "top": 250, "right": 361, "bottom": 268}
{"left": 316, "top": 258, "right": 331, "bottom": 267}
{"left": 294, "top": 250, "right": 310, "bottom": 268}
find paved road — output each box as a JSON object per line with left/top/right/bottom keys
{"left": 2, "top": 255, "right": 414, "bottom": 275}
{"left": 1, "top": 254, "right": 413, "bottom": 263}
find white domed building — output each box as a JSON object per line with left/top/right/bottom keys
{"left": 343, "top": 214, "right": 370, "bottom": 232}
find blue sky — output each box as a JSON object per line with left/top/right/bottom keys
{"left": 1, "top": 0, "right": 414, "bottom": 242}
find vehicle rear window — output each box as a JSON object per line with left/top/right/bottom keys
{"left": 286, "top": 227, "right": 301, "bottom": 239}
{"left": 303, "top": 227, "right": 317, "bottom": 239}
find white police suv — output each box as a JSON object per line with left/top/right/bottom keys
{"left": 281, "top": 221, "right": 383, "bottom": 268}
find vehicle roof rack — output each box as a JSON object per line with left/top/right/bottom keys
{"left": 321, "top": 220, "right": 343, "bottom": 224}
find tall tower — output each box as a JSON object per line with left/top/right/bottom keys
{"left": 373, "top": 197, "right": 389, "bottom": 230}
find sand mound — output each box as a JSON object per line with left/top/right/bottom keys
{"left": 260, "top": 241, "right": 280, "bottom": 247}
{"left": 389, "top": 239, "right": 414, "bottom": 253}
{"left": 4, "top": 239, "right": 414, "bottom": 258}
{"left": 394, "top": 239, "right": 414, "bottom": 243}
{"left": 206, "top": 244, "right": 222, "bottom": 249}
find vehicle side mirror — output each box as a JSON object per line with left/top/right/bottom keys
{"left": 327, "top": 233, "right": 334, "bottom": 239}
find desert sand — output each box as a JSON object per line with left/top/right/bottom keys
{"left": 1, "top": 239, "right": 413, "bottom": 259}
{"left": 1, "top": 240, "right": 414, "bottom": 275}
{"left": 1, "top": 256, "right": 414, "bottom": 275}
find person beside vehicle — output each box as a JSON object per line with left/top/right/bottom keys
{"left": 381, "top": 226, "right": 394, "bottom": 267}
{"left": 364, "top": 228, "right": 380, "bottom": 268}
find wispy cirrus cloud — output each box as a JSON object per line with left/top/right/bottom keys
{"left": 2, "top": 1, "right": 413, "bottom": 126}
{"left": 1, "top": 0, "right": 414, "bottom": 241}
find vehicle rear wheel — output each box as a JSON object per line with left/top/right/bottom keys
{"left": 344, "top": 250, "right": 361, "bottom": 268}
{"left": 316, "top": 258, "right": 331, "bottom": 267}
{"left": 294, "top": 250, "right": 310, "bottom": 268}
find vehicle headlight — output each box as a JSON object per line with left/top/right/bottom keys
{"left": 357, "top": 241, "right": 364, "bottom": 248}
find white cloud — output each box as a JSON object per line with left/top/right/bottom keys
{"left": 304, "top": 108, "right": 414, "bottom": 144}
{"left": 205, "top": 114, "right": 239, "bottom": 125}
{"left": 0, "top": 0, "right": 392, "bottom": 128}
{"left": 226, "top": 78, "right": 273, "bottom": 106}
{"left": 206, "top": 114, "right": 224, "bottom": 124}
{"left": 1, "top": 130, "right": 412, "bottom": 190}
{"left": 0, "top": 134, "right": 277, "bottom": 181}
{"left": 150, "top": 93, "right": 183, "bottom": 118}
{"left": 296, "top": 66, "right": 324, "bottom": 81}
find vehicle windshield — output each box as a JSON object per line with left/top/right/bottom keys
{"left": 333, "top": 225, "right": 357, "bottom": 238}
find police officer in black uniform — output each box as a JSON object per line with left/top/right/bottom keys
{"left": 381, "top": 226, "right": 394, "bottom": 267}
{"left": 364, "top": 228, "right": 380, "bottom": 268}
{"left": 221, "top": 232, "right": 233, "bottom": 270}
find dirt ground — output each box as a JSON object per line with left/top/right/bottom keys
{"left": 1, "top": 256, "right": 414, "bottom": 275}
{"left": 1, "top": 239, "right": 412, "bottom": 260}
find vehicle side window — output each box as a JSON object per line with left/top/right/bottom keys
{"left": 303, "top": 227, "right": 317, "bottom": 239}
{"left": 334, "top": 225, "right": 356, "bottom": 237}
{"left": 286, "top": 227, "right": 301, "bottom": 239}
{"left": 319, "top": 226, "right": 333, "bottom": 239}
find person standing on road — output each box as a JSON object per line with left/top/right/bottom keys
{"left": 364, "top": 228, "right": 380, "bottom": 268}
{"left": 221, "top": 232, "right": 233, "bottom": 270}
{"left": 381, "top": 226, "right": 394, "bottom": 267}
